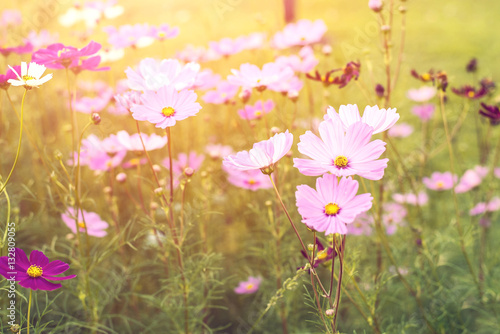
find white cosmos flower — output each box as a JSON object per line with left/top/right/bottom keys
{"left": 325, "top": 104, "right": 399, "bottom": 134}
{"left": 8, "top": 62, "right": 53, "bottom": 89}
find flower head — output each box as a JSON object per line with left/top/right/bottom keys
{"left": 234, "top": 276, "right": 262, "bottom": 294}
{"left": 388, "top": 123, "right": 413, "bottom": 138}
{"left": 479, "top": 103, "right": 500, "bottom": 125}
{"left": 116, "top": 130, "right": 168, "bottom": 152}
{"left": 8, "top": 62, "right": 53, "bottom": 89}
{"left": 0, "top": 248, "right": 76, "bottom": 291}
{"left": 406, "top": 86, "right": 437, "bottom": 102}
{"left": 272, "top": 19, "right": 327, "bottom": 49}
{"left": 325, "top": 104, "right": 399, "bottom": 134}
{"left": 294, "top": 119, "right": 389, "bottom": 180}
{"left": 451, "top": 85, "right": 488, "bottom": 99}
{"left": 299, "top": 238, "right": 336, "bottom": 271}
{"left": 423, "top": 172, "right": 457, "bottom": 191}
{"left": 238, "top": 99, "right": 274, "bottom": 120}
{"left": 296, "top": 175, "right": 373, "bottom": 235}
{"left": 227, "top": 62, "right": 294, "bottom": 91}
{"left": 411, "top": 104, "right": 435, "bottom": 121}
{"left": 223, "top": 165, "right": 272, "bottom": 191}
{"left": 0, "top": 65, "right": 21, "bottom": 90}
{"left": 223, "top": 131, "right": 293, "bottom": 174}
{"left": 130, "top": 86, "right": 202, "bottom": 128}
{"left": 61, "top": 207, "right": 109, "bottom": 237}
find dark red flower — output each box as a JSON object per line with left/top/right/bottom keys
{"left": 479, "top": 103, "right": 500, "bottom": 125}
{"left": 452, "top": 85, "right": 488, "bottom": 99}
{"left": 307, "top": 61, "right": 360, "bottom": 89}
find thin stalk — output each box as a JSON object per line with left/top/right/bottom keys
{"left": 0, "top": 181, "right": 11, "bottom": 256}
{"left": 27, "top": 290, "right": 32, "bottom": 334}
{"left": 332, "top": 235, "right": 345, "bottom": 331}
{"left": 0, "top": 89, "right": 27, "bottom": 195}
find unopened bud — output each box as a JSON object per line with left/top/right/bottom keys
{"left": 239, "top": 88, "right": 251, "bottom": 103}
{"left": 91, "top": 112, "right": 101, "bottom": 125}
{"left": 150, "top": 202, "right": 159, "bottom": 210}
{"left": 381, "top": 25, "right": 391, "bottom": 32}
{"left": 265, "top": 200, "right": 272, "bottom": 207}
{"left": 116, "top": 172, "right": 127, "bottom": 183}
{"left": 270, "top": 126, "right": 281, "bottom": 134}
{"left": 368, "top": 0, "right": 383, "bottom": 12}
{"left": 325, "top": 309, "right": 335, "bottom": 317}
{"left": 154, "top": 187, "right": 164, "bottom": 197}
{"left": 398, "top": 5, "right": 407, "bottom": 13}
{"left": 54, "top": 150, "right": 63, "bottom": 160}
{"left": 307, "top": 243, "right": 314, "bottom": 251}
{"left": 10, "top": 324, "right": 20, "bottom": 333}
{"left": 322, "top": 44, "right": 332, "bottom": 55}
{"left": 103, "top": 186, "right": 112, "bottom": 194}
{"left": 287, "top": 90, "right": 299, "bottom": 102}
{"left": 152, "top": 164, "right": 161, "bottom": 173}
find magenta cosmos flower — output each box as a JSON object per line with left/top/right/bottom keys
{"left": 130, "top": 86, "right": 202, "bottom": 128}
{"left": 423, "top": 172, "right": 457, "bottom": 191}
{"left": 234, "top": 276, "right": 262, "bottom": 294}
{"left": 223, "top": 165, "right": 273, "bottom": 191}
{"left": 0, "top": 65, "right": 21, "bottom": 90}
{"left": 325, "top": 104, "right": 399, "bottom": 134}
{"left": 223, "top": 131, "right": 293, "bottom": 174}
{"left": 0, "top": 248, "right": 76, "bottom": 291}
{"left": 227, "top": 62, "right": 294, "bottom": 91}
{"left": 296, "top": 175, "right": 373, "bottom": 235}
{"left": 61, "top": 207, "right": 109, "bottom": 237}
{"left": 294, "top": 120, "right": 389, "bottom": 180}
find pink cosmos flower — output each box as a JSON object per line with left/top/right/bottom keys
{"left": 61, "top": 207, "right": 109, "bottom": 237}
{"left": 388, "top": 123, "right": 413, "bottom": 138}
{"left": 209, "top": 37, "right": 245, "bottom": 57}
{"left": 126, "top": 58, "right": 200, "bottom": 92}
{"left": 164, "top": 151, "right": 205, "bottom": 176}
{"left": 455, "top": 168, "right": 486, "bottom": 193}
{"left": 130, "top": 86, "right": 202, "bottom": 128}
{"left": 383, "top": 202, "right": 407, "bottom": 235}
{"left": 236, "top": 32, "right": 267, "bottom": 50}
{"left": 392, "top": 191, "right": 428, "bottom": 206}
{"left": 202, "top": 81, "right": 239, "bottom": 104}
{"left": 116, "top": 130, "right": 168, "bottom": 152}
{"left": 227, "top": 62, "right": 294, "bottom": 91}
{"left": 114, "top": 90, "right": 142, "bottom": 111}
{"left": 103, "top": 24, "right": 155, "bottom": 49}
{"left": 205, "top": 144, "right": 233, "bottom": 160}
{"left": 238, "top": 99, "right": 274, "bottom": 120}
{"left": 473, "top": 165, "right": 489, "bottom": 178}
{"left": 0, "top": 9, "right": 22, "bottom": 27}
{"left": 495, "top": 168, "right": 500, "bottom": 179}
{"left": 175, "top": 44, "right": 219, "bottom": 63}
{"left": 0, "top": 42, "right": 33, "bottom": 57}
{"left": 423, "top": 172, "right": 457, "bottom": 191}
{"left": 487, "top": 197, "right": 500, "bottom": 212}
{"left": 24, "top": 30, "right": 59, "bottom": 49}
{"left": 470, "top": 202, "right": 487, "bottom": 216}
{"left": 296, "top": 175, "right": 373, "bottom": 235}
{"left": 347, "top": 212, "right": 373, "bottom": 236}
{"left": 267, "top": 75, "right": 303, "bottom": 95}
{"left": 0, "top": 65, "right": 21, "bottom": 90}
{"left": 223, "top": 166, "right": 273, "bottom": 191}
{"left": 407, "top": 86, "right": 437, "bottom": 102}
{"left": 73, "top": 92, "right": 113, "bottom": 114}
{"left": 325, "top": 104, "right": 400, "bottom": 134}
{"left": 223, "top": 131, "right": 293, "bottom": 174}
{"left": 274, "top": 46, "right": 319, "bottom": 73}
{"left": 150, "top": 23, "right": 180, "bottom": 41}
{"left": 294, "top": 120, "right": 389, "bottom": 180}
{"left": 411, "top": 104, "right": 435, "bottom": 121}
{"left": 191, "top": 69, "right": 221, "bottom": 91}
{"left": 73, "top": 134, "right": 126, "bottom": 171}
{"left": 234, "top": 276, "right": 262, "bottom": 294}
{"left": 31, "top": 41, "right": 109, "bottom": 74}
{"left": 272, "top": 19, "right": 327, "bottom": 49}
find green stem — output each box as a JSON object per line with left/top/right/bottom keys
{"left": 0, "top": 89, "right": 26, "bottom": 195}
{"left": 27, "top": 289, "right": 32, "bottom": 334}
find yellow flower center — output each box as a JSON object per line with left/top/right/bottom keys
{"left": 254, "top": 110, "right": 262, "bottom": 117}
{"left": 158, "top": 32, "right": 165, "bottom": 38}
{"left": 248, "top": 179, "right": 256, "bottom": 185}
{"left": 246, "top": 284, "right": 254, "bottom": 290}
{"left": 27, "top": 265, "right": 43, "bottom": 278}
{"left": 436, "top": 181, "right": 444, "bottom": 189}
{"left": 325, "top": 203, "right": 340, "bottom": 216}
{"left": 129, "top": 158, "right": 141, "bottom": 167}
{"left": 334, "top": 155, "right": 348, "bottom": 168}
{"left": 22, "top": 75, "right": 35, "bottom": 81}
{"left": 421, "top": 73, "right": 431, "bottom": 81}
{"left": 162, "top": 106, "right": 175, "bottom": 117}
{"left": 467, "top": 91, "right": 475, "bottom": 98}
{"left": 78, "top": 221, "right": 86, "bottom": 229}
{"left": 317, "top": 250, "right": 328, "bottom": 260}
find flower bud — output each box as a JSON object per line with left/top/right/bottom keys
{"left": 116, "top": 172, "right": 127, "bottom": 183}
{"left": 270, "top": 126, "right": 281, "bottom": 134}
{"left": 154, "top": 187, "right": 165, "bottom": 197}
{"left": 322, "top": 44, "right": 332, "bottom": 55}
{"left": 375, "top": 84, "right": 385, "bottom": 98}
{"left": 184, "top": 167, "right": 195, "bottom": 177}
{"left": 239, "top": 88, "right": 251, "bottom": 103}
{"left": 54, "top": 150, "right": 63, "bottom": 160}
{"left": 91, "top": 112, "right": 101, "bottom": 125}
{"left": 368, "top": 0, "right": 383, "bottom": 12}
{"left": 152, "top": 164, "right": 162, "bottom": 173}
{"left": 325, "top": 309, "right": 335, "bottom": 317}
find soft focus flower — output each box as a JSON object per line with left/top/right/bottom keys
{"left": 0, "top": 248, "right": 76, "bottom": 291}
{"left": 295, "top": 175, "right": 373, "bottom": 235}
{"left": 0, "top": 42, "right": 33, "bottom": 57}
{"left": 368, "top": 0, "right": 383, "bottom": 12}
{"left": 150, "top": 23, "right": 180, "bottom": 41}
{"left": 130, "top": 86, "right": 202, "bottom": 128}
{"left": 114, "top": 90, "right": 142, "bottom": 111}
{"left": 388, "top": 123, "right": 413, "bottom": 138}
{"left": 227, "top": 62, "right": 294, "bottom": 91}
{"left": 126, "top": 58, "right": 200, "bottom": 92}
{"left": 325, "top": 104, "right": 399, "bottom": 134}
{"left": 455, "top": 168, "right": 486, "bottom": 193}
{"left": 205, "top": 144, "right": 233, "bottom": 160}
{"left": 452, "top": 85, "right": 488, "bottom": 99}
{"left": 294, "top": 120, "right": 389, "bottom": 180}
{"left": 8, "top": 62, "right": 53, "bottom": 89}
{"left": 466, "top": 58, "right": 478, "bottom": 73}
{"left": 223, "top": 166, "right": 273, "bottom": 191}
{"left": 347, "top": 212, "right": 373, "bottom": 236}
{"left": 234, "top": 276, "right": 262, "bottom": 294}
{"left": 103, "top": 24, "right": 155, "bottom": 49}
{"left": 487, "top": 197, "right": 500, "bottom": 212}
{"left": 383, "top": 202, "right": 407, "bottom": 235}
{"left": 274, "top": 46, "right": 319, "bottom": 74}
{"left": 479, "top": 103, "right": 500, "bottom": 125}
{"left": 323, "top": 62, "right": 361, "bottom": 88}
{"left": 411, "top": 104, "right": 435, "bottom": 121}
{"left": 209, "top": 37, "right": 245, "bottom": 57}
{"left": 0, "top": 65, "right": 21, "bottom": 90}
{"left": 272, "top": 19, "right": 327, "bottom": 49}
{"left": 238, "top": 99, "right": 274, "bottom": 120}
{"left": 116, "top": 131, "right": 168, "bottom": 152}
{"left": 73, "top": 134, "right": 126, "bottom": 171}
{"left": 0, "top": 9, "right": 22, "bottom": 27}
{"left": 423, "top": 172, "right": 457, "bottom": 191}
{"left": 267, "top": 75, "right": 303, "bottom": 95}
{"left": 202, "top": 81, "right": 239, "bottom": 104}
{"left": 407, "top": 86, "right": 437, "bottom": 102}
{"left": 392, "top": 191, "right": 428, "bottom": 206}
{"left": 61, "top": 207, "right": 109, "bottom": 237}
{"left": 164, "top": 151, "right": 205, "bottom": 176}
{"left": 470, "top": 202, "right": 487, "bottom": 216}
{"left": 24, "top": 30, "right": 59, "bottom": 49}
{"left": 494, "top": 167, "right": 500, "bottom": 179}
{"left": 223, "top": 131, "right": 293, "bottom": 174}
